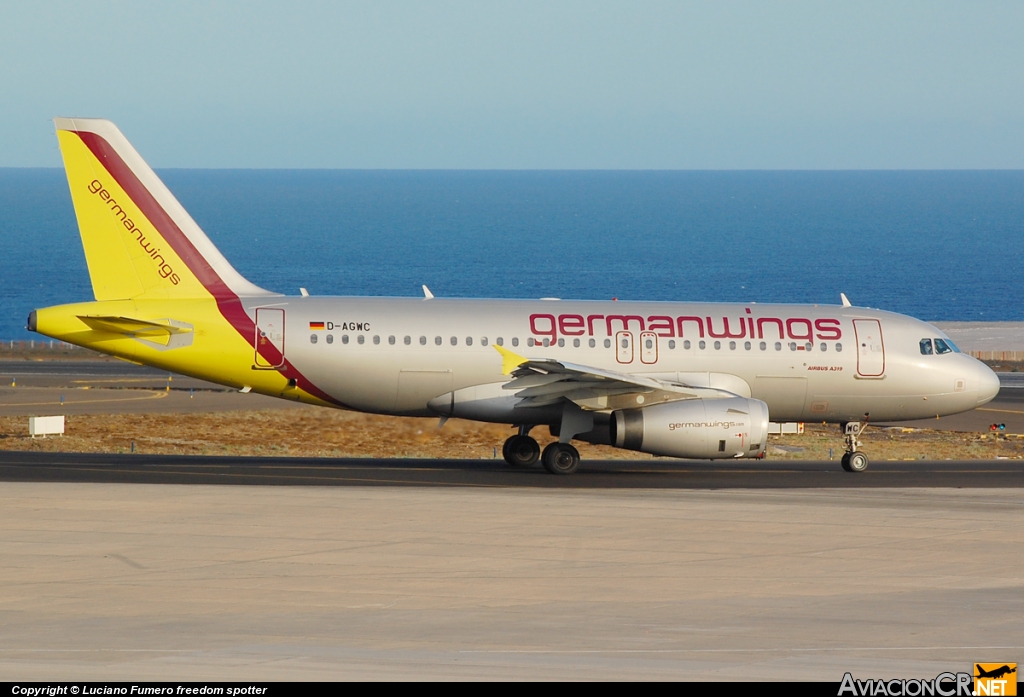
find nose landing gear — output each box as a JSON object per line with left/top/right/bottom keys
{"left": 840, "top": 421, "right": 869, "bottom": 472}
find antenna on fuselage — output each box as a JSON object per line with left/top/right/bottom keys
{"left": 300, "top": 287, "right": 310, "bottom": 297}
{"left": 422, "top": 285, "right": 435, "bottom": 300}
{"left": 840, "top": 293, "right": 852, "bottom": 307}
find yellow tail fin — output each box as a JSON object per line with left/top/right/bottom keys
{"left": 54, "top": 118, "right": 271, "bottom": 301}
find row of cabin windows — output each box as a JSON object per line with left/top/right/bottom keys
{"left": 309, "top": 333, "right": 842, "bottom": 353}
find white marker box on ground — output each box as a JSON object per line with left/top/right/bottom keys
{"left": 768, "top": 422, "right": 804, "bottom": 435}
{"left": 29, "top": 415, "right": 64, "bottom": 437}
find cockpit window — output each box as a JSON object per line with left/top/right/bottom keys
{"left": 920, "top": 338, "right": 933, "bottom": 355}
{"left": 934, "top": 338, "right": 954, "bottom": 355}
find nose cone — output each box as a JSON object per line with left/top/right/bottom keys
{"left": 975, "top": 362, "right": 1000, "bottom": 406}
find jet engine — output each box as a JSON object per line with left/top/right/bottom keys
{"left": 610, "top": 396, "right": 769, "bottom": 459}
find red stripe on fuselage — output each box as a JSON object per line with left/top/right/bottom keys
{"left": 73, "top": 130, "right": 346, "bottom": 408}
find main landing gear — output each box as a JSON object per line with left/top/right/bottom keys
{"left": 501, "top": 427, "right": 581, "bottom": 475}
{"left": 840, "top": 421, "right": 869, "bottom": 473}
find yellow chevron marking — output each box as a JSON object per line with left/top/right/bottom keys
{"left": 493, "top": 344, "right": 528, "bottom": 375}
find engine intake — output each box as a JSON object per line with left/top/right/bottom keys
{"left": 611, "top": 397, "right": 769, "bottom": 459}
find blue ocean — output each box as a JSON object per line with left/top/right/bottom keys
{"left": 1, "top": 169, "right": 1022, "bottom": 340}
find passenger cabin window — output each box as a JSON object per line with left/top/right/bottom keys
{"left": 744, "top": 341, "right": 751, "bottom": 350}
{"left": 934, "top": 338, "right": 954, "bottom": 354}
{"left": 310, "top": 334, "right": 318, "bottom": 344}
{"left": 357, "top": 335, "right": 365, "bottom": 345}
{"left": 604, "top": 339, "right": 611, "bottom": 348}
{"left": 466, "top": 337, "right": 473, "bottom": 346}
{"left": 404, "top": 336, "right": 411, "bottom": 345}
{"left": 714, "top": 341, "right": 721, "bottom": 350}
{"left": 481, "top": 337, "right": 488, "bottom": 346}
{"left": 920, "top": 338, "right": 934, "bottom": 355}
{"left": 419, "top": 336, "right": 426, "bottom": 345}
{"left": 496, "top": 337, "right": 503, "bottom": 346}
{"left": 342, "top": 335, "right": 350, "bottom": 344}
{"left": 775, "top": 342, "right": 782, "bottom": 351}
{"left": 819, "top": 342, "right": 826, "bottom": 352}
{"left": 759, "top": 341, "right": 766, "bottom": 351}
{"left": 573, "top": 339, "right": 580, "bottom": 347}
{"left": 668, "top": 340, "right": 676, "bottom": 349}
{"left": 388, "top": 336, "right": 395, "bottom": 345}
{"left": 527, "top": 338, "right": 535, "bottom": 347}
{"left": 450, "top": 336, "right": 457, "bottom": 346}
{"left": 836, "top": 342, "right": 843, "bottom": 352}
{"left": 558, "top": 338, "right": 565, "bottom": 347}
{"left": 698, "top": 340, "right": 706, "bottom": 350}
{"left": 512, "top": 338, "right": 519, "bottom": 347}
{"left": 589, "top": 339, "right": 596, "bottom": 348}
{"left": 373, "top": 335, "right": 380, "bottom": 345}
{"left": 684, "top": 340, "right": 691, "bottom": 349}
{"left": 435, "top": 336, "right": 442, "bottom": 345}
{"left": 327, "top": 334, "right": 333, "bottom": 344}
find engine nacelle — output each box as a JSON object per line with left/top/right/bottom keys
{"left": 611, "top": 397, "right": 769, "bottom": 459}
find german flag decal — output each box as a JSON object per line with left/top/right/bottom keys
{"left": 309, "top": 321, "right": 325, "bottom": 330}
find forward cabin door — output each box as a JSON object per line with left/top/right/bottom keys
{"left": 853, "top": 319, "right": 885, "bottom": 377}
{"left": 255, "top": 307, "right": 285, "bottom": 368}
{"left": 616, "top": 331, "right": 634, "bottom": 364}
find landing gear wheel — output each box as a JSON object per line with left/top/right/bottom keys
{"left": 541, "top": 442, "right": 581, "bottom": 475}
{"left": 503, "top": 435, "right": 540, "bottom": 467}
{"left": 841, "top": 453, "right": 852, "bottom": 472}
{"left": 845, "top": 451, "right": 869, "bottom": 473}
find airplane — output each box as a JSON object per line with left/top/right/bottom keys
{"left": 975, "top": 665, "right": 1016, "bottom": 680}
{"left": 27, "top": 118, "right": 1001, "bottom": 475}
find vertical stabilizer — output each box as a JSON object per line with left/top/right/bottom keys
{"left": 54, "top": 117, "right": 275, "bottom": 301}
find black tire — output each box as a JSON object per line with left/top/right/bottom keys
{"left": 503, "top": 435, "right": 540, "bottom": 467}
{"left": 841, "top": 453, "right": 853, "bottom": 472}
{"left": 847, "top": 451, "right": 869, "bottom": 472}
{"left": 541, "top": 442, "right": 580, "bottom": 475}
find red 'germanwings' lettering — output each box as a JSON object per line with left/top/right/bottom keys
{"left": 529, "top": 311, "right": 845, "bottom": 341}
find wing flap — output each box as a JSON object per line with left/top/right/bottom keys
{"left": 492, "top": 345, "right": 736, "bottom": 411}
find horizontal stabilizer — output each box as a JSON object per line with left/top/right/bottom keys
{"left": 77, "top": 315, "right": 194, "bottom": 349}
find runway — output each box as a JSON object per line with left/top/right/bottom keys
{"left": 1, "top": 450, "right": 1022, "bottom": 488}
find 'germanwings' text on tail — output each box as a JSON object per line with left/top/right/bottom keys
{"left": 30, "top": 118, "right": 1001, "bottom": 474}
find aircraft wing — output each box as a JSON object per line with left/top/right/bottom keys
{"left": 494, "top": 345, "right": 736, "bottom": 411}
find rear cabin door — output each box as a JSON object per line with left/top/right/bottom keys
{"left": 640, "top": 331, "right": 658, "bottom": 364}
{"left": 255, "top": 307, "right": 285, "bottom": 368}
{"left": 853, "top": 319, "right": 885, "bottom": 377}
{"left": 616, "top": 331, "right": 634, "bottom": 364}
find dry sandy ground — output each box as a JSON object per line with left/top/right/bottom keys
{"left": 2, "top": 409, "right": 1023, "bottom": 461}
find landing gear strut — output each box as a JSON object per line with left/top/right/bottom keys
{"left": 503, "top": 426, "right": 540, "bottom": 467}
{"left": 840, "top": 421, "right": 869, "bottom": 472}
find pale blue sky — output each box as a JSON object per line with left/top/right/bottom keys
{"left": 2, "top": 1, "right": 1022, "bottom": 168}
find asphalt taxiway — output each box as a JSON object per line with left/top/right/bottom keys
{"left": 1, "top": 450, "right": 1023, "bottom": 488}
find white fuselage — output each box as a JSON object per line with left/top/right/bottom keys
{"left": 248, "top": 296, "right": 1000, "bottom": 424}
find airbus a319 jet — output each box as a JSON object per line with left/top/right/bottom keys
{"left": 28, "top": 118, "right": 1001, "bottom": 474}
